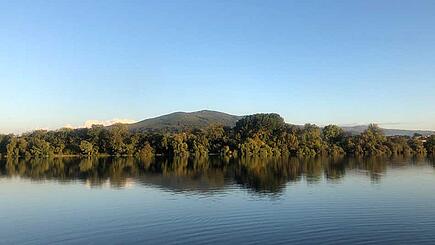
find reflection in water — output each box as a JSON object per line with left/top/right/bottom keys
{"left": 2, "top": 156, "right": 435, "bottom": 245}
{"left": 0, "top": 156, "right": 434, "bottom": 194}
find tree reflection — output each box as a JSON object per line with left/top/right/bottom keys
{"left": 0, "top": 155, "right": 433, "bottom": 194}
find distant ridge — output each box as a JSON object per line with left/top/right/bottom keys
{"left": 127, "top": 110, "right": 242, "bottom": 132}
{"left": 122, "top": 110, "right": 433, "bottom": 136}
{"left": 341, "top": 125, "right": 434, "bottom": 137}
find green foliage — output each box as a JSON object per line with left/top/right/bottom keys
{"left": 298, "top": 124, "right": 325, "bottom": 156}
{"left": 0, "top": 134, "right": 10, "bottom": 157}
{"left": 1, "top": 114, "right": 433, "bottom": 158}
{"left": 322, "top": 125, "right": 344, "bottom": 145}
{"left": 240, "top": 134, "right": 273, "bottom": 157}
{"left": 425, "top": 135, "right": 435, "bottom": 155}
{"left": 79, "top": 140, "right": 95, "bottom": 156}
{"left": 408, "top": 137, "right": 427, "bottom": 155}
{"left": 137, "top": 142, "right": 154, "bottom": 159}
{"left": 169, "top": 133, "right": 189, "bottom": 156}
{"left": 205, "top": 125, "right": 227, "bottom": 154}
{"left": 235, "top": 113, "right": 285, "bottom": 139}
{"left": 386, "top": 136, "right": 413, "bottom": 155}
{"left": 108, "top": 124, "right": 129, "bottom": 155}
{"left": 29, "top": 138, "right": 52, "bottom": 157}
{"left": 322, "top": 125, "right": 345, "bottom": 155}
{"left": 88, "top": 124, "right": 110, "bottom": 153}
{"left": 277, "top": 127, "right": 299, "bottom": 155}
{"left": 188, "top": 130, "right": 209, "bottom": 156}
{"left": 6, "top": 137, "right": 20, "bottom": 157}
{"left": 354, "top": 124, "right": 390, "bottom": 156}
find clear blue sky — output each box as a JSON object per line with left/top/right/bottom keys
{"left": 1, "top": 0, "right": 434, "bottom": 133}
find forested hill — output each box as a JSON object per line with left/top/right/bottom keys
{"left": 125, "top": 110, "right": 433, "bottom": 136}
{"left": 126, "top": 110, "right": 242, "bottom": 132}
{"left": 2, "top": 113, "right": 435, "bottom": 158}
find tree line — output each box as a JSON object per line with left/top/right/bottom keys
{"left": 1, "top": 113, "right": 434, "bottom": 158}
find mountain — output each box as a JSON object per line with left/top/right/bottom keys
{"left": 123, "top": 110, "right": 433, "bottom": 136}
{"left": 341, "top": 125, "right": 434, "bottom": 137}
{"left": 127, "top": 110, "right": 242, "bottom": 132}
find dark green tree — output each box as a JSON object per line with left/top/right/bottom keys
{"left": 79, "top": 140, "right": 96, "bottom": 156}
{"left": 425, "top": 135, "right": 435, "bottom": 155}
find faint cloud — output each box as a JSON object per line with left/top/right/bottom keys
{"left": 33, "top": 127, "right": 50, "bottom": 131}
{"left": 339, "top": 123, "right": 365, "bottom": 127}
{"left": 62, "top": 118, "right": 137, "bottom": 129}
{"left": 83, "top": 118, "right": 137, "bottom": 128}
{"left": 377, "top": 122, "right": 406, "bottom": 127}
{"left": 62, "top": 124, "right": 75, "bottom": 129}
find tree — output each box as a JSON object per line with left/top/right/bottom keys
{"left": 408, "top": 138, "right": 427, "bottom": 155}
{"left": 108, "top": 124, "right": 129, "bottom": 155}
{"left": 280, "top": 126, "right": 299, "bottom": 154}
{"left": 240, "top": 133, "right": 273, "bottom": 157}
{"left": 206, "top": 124, "right": 227, "bottom": 154}
{"left": 235, "top": 113, "right": 285, "bottom": 139}
{"left": 79, "top": 140, "right": 95, "bottom": 156}
{"left": 357, "top": 124, "right": 389, "bottom": 155}
{"left": 425, "top": 135, "right": 435, "bottom": 155}
{"left": 53, "top": 128, "right": 76, "bottom": 154}
{"left": 386, "top": 136, "right": 412, "bottom": 155}
{"left": 322, "top": 125, "right": 345, "bottom": 155}
{"left": 6, "top": 137, "right": 19, "bottom": 157}
{"left": 322, "top": 125, "right": 344, "bottom": 145}
{"left": 0, "top": 134, "right": 12, "bottom": 156}
{"left": 0, "top": 113, "right": 430, "bottom": 158}
{"left": 137, "top": 142, "right": 154, "bottom": 159}
{"left": 188, "top": 131, "right": 209, "bottom": 156}
{"left": 29, "top": 138, "right": 52, "bottom": 157}
{"left": 170, "top": 133, "right": 189, "bottom": 156}
{"left": 298, "top": 124, "right": 325, "bottom": 156}
{"left": 88, "top": 124, "right": 110, "bottom": 154}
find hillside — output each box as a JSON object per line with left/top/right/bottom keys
{"left": 341, "top": 125, "right": 434, "bottom": 137}
{"left": 127, "top": 110, "right": 242, "bottom": 132}
{"left": 123, "top": 110, "right": 433, "bottom": 136}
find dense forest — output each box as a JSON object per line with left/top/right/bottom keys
{"left": 1, "top": 113, "right": 434, "bottom": 158}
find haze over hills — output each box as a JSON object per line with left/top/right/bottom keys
{"left": 340, "top": 125, "right": 434, "bottom": 137}
{"left": 124, "top": 110, "right": 434, "bottom": 136}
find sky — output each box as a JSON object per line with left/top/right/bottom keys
{"left": 1, "top": 0, "right": 435, "bottom": 134}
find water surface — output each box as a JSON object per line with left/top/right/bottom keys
{"left": 1, "top": 156, "right": 435, "bottom": 244}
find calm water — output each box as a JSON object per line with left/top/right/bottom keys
{"left": 1, "top": 156, "right": 435, "bottom": 244}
